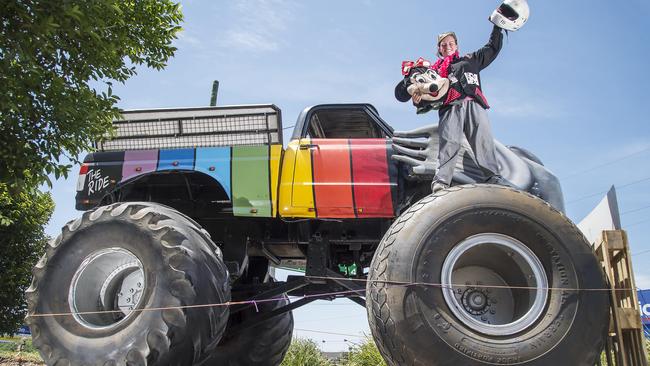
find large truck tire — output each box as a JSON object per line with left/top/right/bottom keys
{"left": 366, "top": 185, "right": 608, "bottom": 366}
{"left": 200, "top": 293, "right": 294, "bottom": 366}
{"left": 26, "top": 202, "right": 231, "bottom": 366}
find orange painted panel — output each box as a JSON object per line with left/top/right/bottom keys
{"left": 311, "top": 139, "right": 356, "bottom": 218}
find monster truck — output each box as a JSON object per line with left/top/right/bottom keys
{"left": 27, "top": 103, "right": 608, "bottom": 366}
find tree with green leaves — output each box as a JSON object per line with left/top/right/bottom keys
{"left": 0, "top": 0, "right": 183, "bottom": 335}
{"left": 0, "top": 0, "right": 184, "bottom": 189}
{"left": 281, "top": 338, "right": 333, "bottom": 366}
{"left": 0, "top": 183, "right": 53, "bottom": 335}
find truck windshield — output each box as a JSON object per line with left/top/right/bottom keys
{"left": 307, "top": 109, "right": 386, "bottom": 139}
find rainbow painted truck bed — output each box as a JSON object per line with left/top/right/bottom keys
{"left": 76, "top": 104, "right": 399, "bottom": 219}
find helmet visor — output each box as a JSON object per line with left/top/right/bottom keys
{"left": 497, "top": 4, "right": 519, "bottom": 20}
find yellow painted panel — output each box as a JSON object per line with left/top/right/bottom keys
{"left": 292, "top": 138, "right": 316, "bottom": 210}
{"left": 269, "top": 144, "right": 283, "bottom": 217}
{"left": 278, "top": 141, "right": 296, "bottom": 217}
{"left": 278, "top": 139, "right": 315, "bottom": 218}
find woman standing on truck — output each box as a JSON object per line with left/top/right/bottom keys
{"left": 412, "top": 24, "right": 508, "bottom": 193}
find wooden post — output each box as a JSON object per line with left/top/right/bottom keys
{"left": 596, "top": 230, "right": 648, "bottom": 366}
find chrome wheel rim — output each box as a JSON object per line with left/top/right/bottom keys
{"left": 441, "top": 233, "right": 548, "bottom": 336}
{"left": 68, "top": 248, "right": 145, "bottom": 329}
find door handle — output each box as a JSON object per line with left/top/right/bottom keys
{"left": 299, "top": 143, "right": 319, "bottom": 150}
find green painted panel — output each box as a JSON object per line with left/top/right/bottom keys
{"left": 232, "top": 146, "right": 271, "bottom": 217}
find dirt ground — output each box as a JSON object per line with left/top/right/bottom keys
{"left": 0, "top": 362, "right": 43, "bottom": 365}
{"left": 0, "top": 357, "right": 43, "bottom": 365}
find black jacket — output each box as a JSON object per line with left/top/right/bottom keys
{"left": 442, "top": 25, "right": 503, "bottom": 111}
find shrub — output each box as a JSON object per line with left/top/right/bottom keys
{"left": 281, "top": 338, "right": 332, "bottom": 366}
{"left": 0, "top": 336, "right": 43, "bottom": 363}
{"left": 342, "top": 338, "right": 387, "bottom": 366}
{"left": 0, "top": 185, "right": 53, "bottom": 335}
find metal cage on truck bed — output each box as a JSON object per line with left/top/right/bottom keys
{"left": 96, "top": 104, "right": 283, "bottom": 151}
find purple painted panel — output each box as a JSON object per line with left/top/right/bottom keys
{"left": 122, "top": 150, "right": 159, "bottom": 182}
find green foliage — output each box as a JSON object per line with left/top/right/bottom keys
{"left": 0, "top": 0, "right": 183, "bottom": 189}
{"left": 0, "top": 336, "right": 44, "bottom": 364}
{"left": 281, "top": 338, "right": 332, "bottom": 366}
{"left": 0, "top": 336, "right": 39, "bottom": 354}
{"left": 0, "top": 1, "right": 181, "bottom": 331}
{"left": 0, "top": 184, "right": 53, "bottom": 335}
{"left": 341, "top": 338, "right": 387, "bottom": 366}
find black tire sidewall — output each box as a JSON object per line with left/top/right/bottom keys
{"left": 29, "top": 203, "right": 231, "bottom": 365}
{"left": 412, "top": 208, "right": 578, "bottom": 364}
{"left": 38, "top": 220, "right": 172, "bottom": 340}
{"left": 369, "top": 186, "right": 608, "bottom": 365}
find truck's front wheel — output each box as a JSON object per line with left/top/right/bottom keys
{"left": 367, "top": 185, "right": 608, "bottom": 366}
{"left": 26, "top": 202, "right": 230, "bottom": 366}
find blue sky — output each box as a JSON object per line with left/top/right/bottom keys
{"left": 44, "top": 1, "right": 650, "bottom": 351}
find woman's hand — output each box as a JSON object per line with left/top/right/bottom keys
{"left": 412, "top": 92, "right": 422, "bottom": 104}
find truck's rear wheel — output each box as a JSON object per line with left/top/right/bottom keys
{"left": 201, "top": 293, "right": 294, "bottom": 366}
{"left": 26, "top": 202, "right": 230, "bottom": 366}
{"left": 367, "top": 185, "right": 608, "bottom": 366}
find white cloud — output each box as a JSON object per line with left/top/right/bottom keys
{"left": 234, "top": 65, "right": 398, "bottom": 109}
{"left": 218, "top": 0, "right": 296, "bottom": 53}
{"left": 224, "top": 30, "right": 279, "bottom": 52}
{"left": 568, "top": 140, "right": 650, "bottom": 178}
{"left": 176, "top": 30, "right": 203, "bottom": 49}
{"left": 635, "top": 273, "right": 650, "bottom": 290}
{"left": 615, "top": 141, "right": 650, "bottom": 157}
{"left": 488, "top": 78, "right": 565, "bottom": 120}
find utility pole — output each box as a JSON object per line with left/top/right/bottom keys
{"left": 210, "top": 80, "right": 219, "bottom": 106}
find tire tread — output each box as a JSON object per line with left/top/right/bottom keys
{"left": 26, "top": 202, "right": 230, "bottom": 366}
{"left": 366, "top": 184, "right": 608, "bottom": 366}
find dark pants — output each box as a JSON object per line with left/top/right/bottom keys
{"left": 434, "top": 99, "right": 499, "bottom": 185}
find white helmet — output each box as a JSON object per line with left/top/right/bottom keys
{"left": 490, "top": 0, "right": 530, "bottom": 32}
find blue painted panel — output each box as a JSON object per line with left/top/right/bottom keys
{"left": 639, "top": 289, "right": 650, "bottom": 338}
{"left": 157, "top": 149, "right": 195, "bottom": 171}
{"left": 195, "top": 147, "right": 231, "bottom": 199}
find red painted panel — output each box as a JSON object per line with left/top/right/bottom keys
{"left": 311, "top": 139, "right": 356, "bottom": 218}
{"left": 350, "top": 139, "right": 394, "bottom": 217}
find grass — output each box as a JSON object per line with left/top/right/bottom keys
{"left": 0, "top": 334, "right": 646, "bottom": 365}
{"left": 0, "top": 337, "right": 43, "bottom": 364}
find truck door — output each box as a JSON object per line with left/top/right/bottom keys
{"left": 281, "top": 105, "right": 397, "bottom": 218}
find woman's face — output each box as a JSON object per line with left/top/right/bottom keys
{"left": 438, "top": 35, "right": 458, "bottom": 57}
